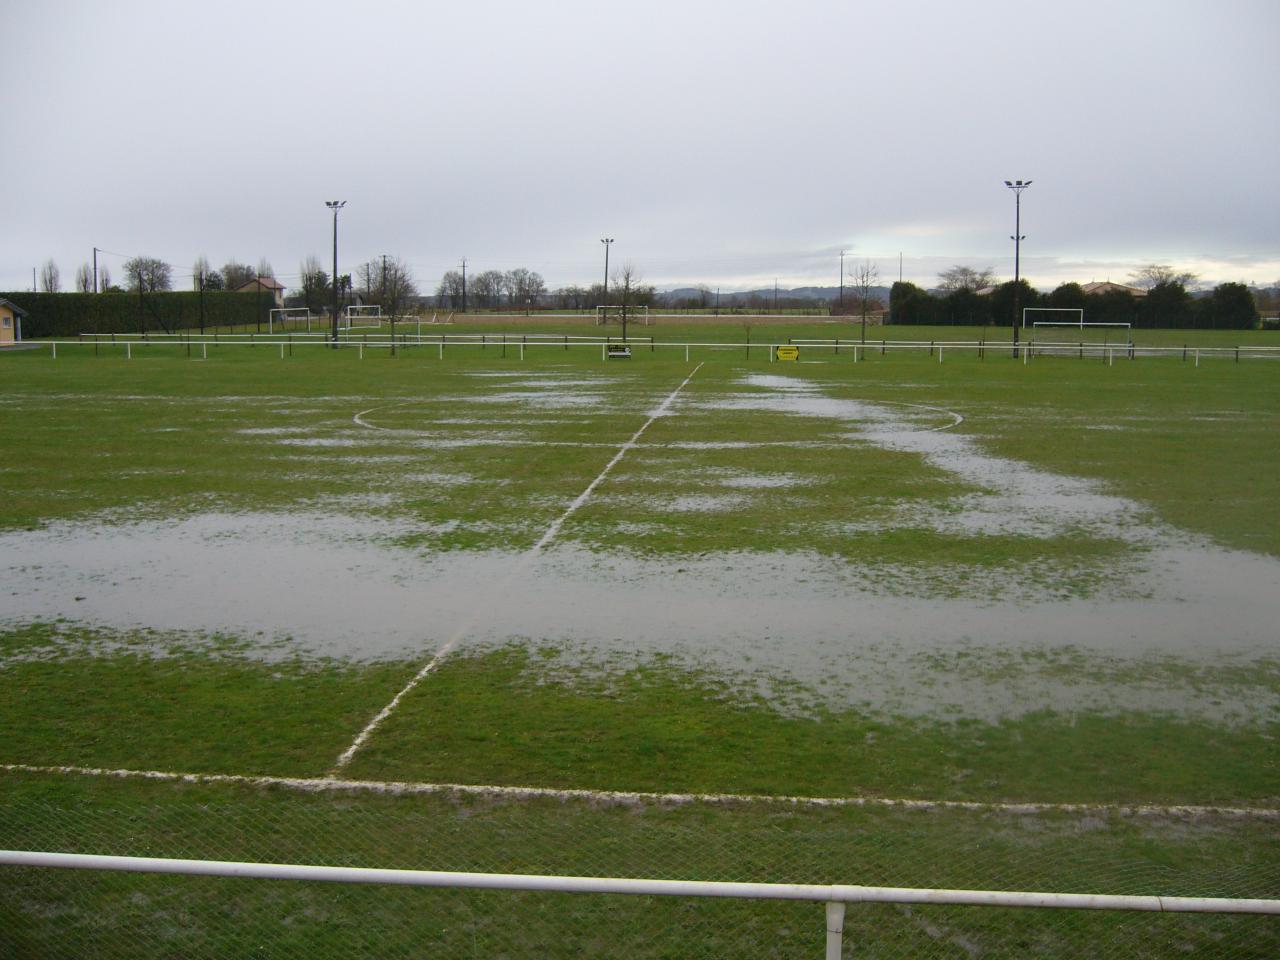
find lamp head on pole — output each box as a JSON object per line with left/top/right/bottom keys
{"left": 1004, "top": 179, "right": 1032, "bottom": 195}
{"left": 326, "top": 200, "right": 347, "bottom": 213}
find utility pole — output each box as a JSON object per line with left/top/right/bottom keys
{"left": 839, "top": 250, "right": 845, "bottom": 313}
{"left": 600, "top": 238, "right": 613, "bottom": 302}
{"left": 715, "top": 287, "right": 720, "bottom": 316}
{"left": 1004, "top": 180, "right": 1031, "bottom": 354}
{"left": 381, "top": 254, "right": 388, "bottom": 307}
{"left": 899, "top": 252, "right": 903, "bottom": 284}
{"left": 326, "top": 200, "right": 346, "bottom": 348}
{"left": 33, "top": 267, "right": 37, "bottom": 292}
{"left": 459, "top": 257, "right": 467, "bottom": 313}
{"left": 93, "top": 247, "right": 99, "bottom": 293}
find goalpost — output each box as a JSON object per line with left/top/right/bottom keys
{"left": 595, "top": 305, "right": 650, "bottom": 326}
{"left": 268, "top": 308, "right": 314, "bottom": 333}
{"left": 1026, "top": 307, "right": 1132, "bottom": 343}
{"left": 341, "top": 305, "right": 386, "bottom": 330}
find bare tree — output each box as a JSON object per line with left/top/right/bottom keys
{"left": 40, "top": 259, "right": 61, "bottom": 293}
{"left": 256, "top": 258, "right": 275, "bottom": 279}
{"left": 613, "top": 263, "right": 643, "bottom": 340}
{"left": 75, "top": 263, "right": 93, "bottom": 293}
{"left": 1129, "top": 263, "right": 1199, "bottom": 290}
{"left": 192, "top": 255, "right": 212, "bottom": 291}
{"left": 123, "top": 256, "right": 172, "bottom": 292}
{"left": 99, "top": 265, "right": 113, "bottom": 291}
{"left": 852, "top": 259, "right": 879, "bottom": 343}
{"left": 298, "top": 256, "right": 326, "bottom": 314}
{"left": 377, "top": 257, "right": 417, "bottom": 355}
{"left": 471, "top": 270, "right": 505, "bottom": 309}
{"left": 505, "top": 268, "right": 545, "bottom": 311}
{"left": 937, "top": 265, "right": 996, "bottom": 292}
{"left": 356, "top": 260, "right": 381, "bottom": 299}
{"left": 436, "top": 270, "right": 464, "bottom": 309}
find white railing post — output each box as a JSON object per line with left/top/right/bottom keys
{"left": 825, "top": 901, "right": 845, "bottom": 960}
{"left": 51, "top": 342, "right": 57, "bottom": 360}
{"left": 127, "top": 342, "right": 131, "bottom": 360}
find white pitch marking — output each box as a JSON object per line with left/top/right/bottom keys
{"left": 5, "top": 763, "right": 1275, "bottom": 819}
{"left": 330, "top": 364, "right": 705, "bottom": 773}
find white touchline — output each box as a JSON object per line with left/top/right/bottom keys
{"left": 5, "top": 763, "right": 1276, "bottom": 819}
{"left": 330, "top": 364, "right": 705, "bottom": 773}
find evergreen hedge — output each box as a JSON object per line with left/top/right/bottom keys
{"left": 0, "top": 292, "right": 270, "bottom": 338}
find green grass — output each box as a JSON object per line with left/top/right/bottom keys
{"left": 2, "top": 771, "right": 1277, "bottom": 959}
{"left": 1, "top": 331, "right": 1277, "bottom": 955}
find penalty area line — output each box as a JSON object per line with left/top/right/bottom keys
{"left": 4, "top": 763, "right": 1276, "bottom": 819}
{"left": 330, "top": 363, "right": 704, "bottom": 774}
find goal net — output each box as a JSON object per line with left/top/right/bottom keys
{"left": 1026, "top": 308, "right": 1131, "bottom": 343}
{"left": 595, "top": 305, "right": 650, "bottom": 326}
{"left": 341, "top": 305, "right": 386, "bottom": 330}
{"left": 268, "top": 308, "right": 314, "bottom": 333}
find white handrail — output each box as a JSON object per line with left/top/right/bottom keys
{"left": 3, "top": 850, "right": 1277, "bottom": 915}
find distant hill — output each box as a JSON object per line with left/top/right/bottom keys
{"left": 661, "top": 284, "right": 893, "bottom": 305}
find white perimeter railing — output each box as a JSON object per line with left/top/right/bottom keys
{"left": 2, "top": 850, "right": 1277, "bottom": 959}
{"left": 17, "top": 333, "right": 1280, "bottom": 365}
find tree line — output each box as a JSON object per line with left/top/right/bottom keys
{"left": 890, "top": 264, "right": 1263, "bottom": 330}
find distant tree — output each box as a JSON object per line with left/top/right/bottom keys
{"left": 851, "top": 259, "right": 879, "bottom": 343}
{"left": 1046, "top": 282, "right": 1086, "bottom": 310}
{"left": 192, "top": 255, "right": 212, "bottom": 291}
{"left": 99, "top": 266, "right": 114, "bottom": 292}
{"left": 612, "top": 263, "right": 649, "bottom": 339}
{"left": 123, "top": 256, "right": 172, "bottom": 292}
{"left": 256, "top": 258, "right": 274, "bottom": 279}
{"left": 378, "top": 256, "right": 418, "bottom": 354}
{"left": 40, "top": 259, "right": 61, "bottom": 293}
{"left": 297, "top": 256, "right": 327, "bottom": 313}
{"left": 75, "top": 262, "right": 93, "bottom": 293}
{"left": 937, "top": 265, "right": 996, "bottom": 293}
{"left": 1200, "top": 282, "right": 1258, "bottom": 330}
{"left": 202, "top": 270, "right": 224, "bottom": 291}
{"left": 505, "top": 268, "right": 545, "bottom": 310}
{"left": 942, "top": 288, "right": 991, "bottom": 326}
{"left": 1140, "top": 280, "right": 1192, "bottom": 328}
{"left": 472, "top": 270, "right": 506, "bottom": 309}
{"left": 1084, "top": 288, "right": 1137, "bottom": 326}
{"left": 355, "top": 260, "right": 380, "bottom": 300}
{"left": 436, "top": 270, "right": 465, "bottom": 309}
{"left": 221, "top": 260, "right": 255, "bottom": 290}
{"left": 1129, "top": 263, "right": 1198, "bottom": 290}
{"left": 989, "top": 280, "right": 1039, "bottom": 330}
{"left": 889, "top": 281, "right": 939, "bottom": 325}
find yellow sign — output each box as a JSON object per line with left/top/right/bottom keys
{"left": 776, "top": 345, "right": 799, "bottom": 361}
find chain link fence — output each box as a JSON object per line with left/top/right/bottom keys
{"left": 2, "top": 784, "right": 1277, "bottom": 958}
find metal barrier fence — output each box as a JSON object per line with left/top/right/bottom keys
{"left": 2, "top": 797, "right": 1277, "bottom": 957}
{"left": 18, "top": 333, "right": 1280, "bottom": 365}
{"left": 4, "top": 849, "right": 1277, "bottom": 959}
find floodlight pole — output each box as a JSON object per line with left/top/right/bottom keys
{"left": 600, "top": 238, "right": 613, "bottom": 302}
{"left": 839, "top": 250, "right": 845, "bottom": 313}
{"left": 326, "top": 201, "right": 346, "bottom": 348}
{"left": 1004, "top": 180, "right": 1031, "bottom": 356}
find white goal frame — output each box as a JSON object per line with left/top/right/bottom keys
{"left": 341, "top": 305, "right": 386, "bottom": 330}
{"left": 267, "top": 308, "right": 314, "bottom": 333}
{"left": 1022, "top": 307, "right": 1083, "bottom": 329}
{"left": 595, "top": 305, "right": 650, "bottom": 326}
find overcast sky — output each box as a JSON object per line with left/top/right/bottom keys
{"left": 3, "top": 0, "right": 1277, "bottom": 295}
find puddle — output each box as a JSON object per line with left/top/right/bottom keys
{"left": 2, "top": 511, "right": 1278, "bottom": 724}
